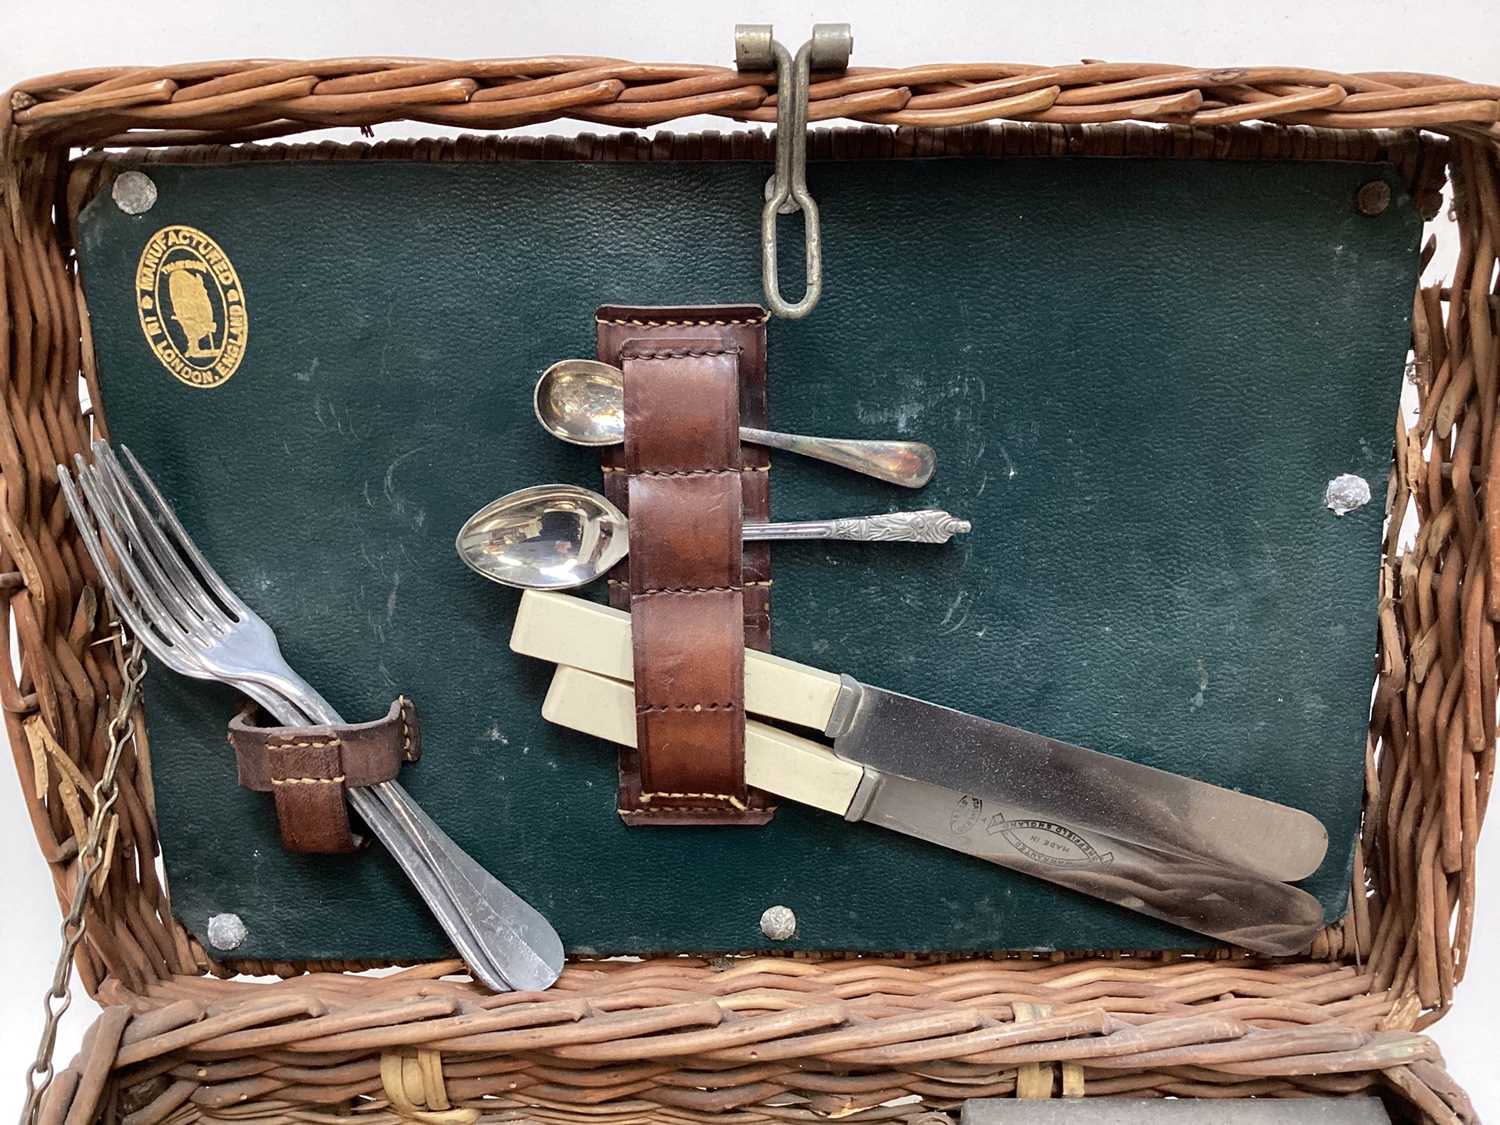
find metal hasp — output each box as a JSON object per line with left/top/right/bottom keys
{"left": 735, "top": 22, "right": 853, "bottom": 319}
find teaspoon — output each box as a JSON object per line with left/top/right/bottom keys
{"left": 534, "top": 359, "right": 937, "bottom": 488}
{"left": 457, "top": 484, "right": 970, "bottom": 591}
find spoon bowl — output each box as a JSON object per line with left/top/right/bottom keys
{"left": 456, "top": 484, "right": 629, "bottom": 590}
{"left": 534, "top": 359, "right": 627, "bottom": 446}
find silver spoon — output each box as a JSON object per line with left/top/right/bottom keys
{"left": 534, "top": 359, "right": 937, "bottom": 488}
{"left": 457, "top": 484, "right": 970, "bottom": 590}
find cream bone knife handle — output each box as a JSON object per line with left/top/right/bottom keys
{"left": 510, "top": 590, "right": 1328, "bottom": 882}
{"left": 737, "top": 427, "right": 937, "bottom": 489}
{"left": 540, "top": 665, "right": 1325, "bottom": 957}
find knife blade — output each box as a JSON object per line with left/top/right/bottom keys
{"left": 510, "top": 591, "right": 1328, "bottom": 882}
{"left": 540, "top": 664, "right": 1325, "bottom": 956}
{"left": 824, "top": 676, "right": 1328, "bottom": 884}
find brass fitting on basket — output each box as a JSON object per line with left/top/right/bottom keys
{"left": 734, "top": 22, "right": 853, "bottom": 320}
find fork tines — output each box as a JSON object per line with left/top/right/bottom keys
{"left": 58, "top": 441, "right": 245, "bottom": 673}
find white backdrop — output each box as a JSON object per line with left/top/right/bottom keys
{"left": 2, "top": 1, "right": 1497, "bottom": 1118}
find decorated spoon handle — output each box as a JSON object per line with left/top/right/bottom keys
{"left": 743, "top": 510, "right": 971, "bottom": 544}
{"left": 738, "top": 427, "right": 936, "bottom": 489}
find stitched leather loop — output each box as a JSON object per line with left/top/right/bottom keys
{"left": 227, "top": 697, "right": 420, "bottom": 853}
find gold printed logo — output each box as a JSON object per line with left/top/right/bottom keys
{"left": 136, "top": 225, "right": 248, "bottom": 388}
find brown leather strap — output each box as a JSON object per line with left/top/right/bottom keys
{"left": 596, "top": 305, "right": 774, "bottom": 826}
{"left": 227, "top": 697, "right": 420, "bottom": 853}
{"left": 597, "top": 306, "right": 773, "bottom": 651}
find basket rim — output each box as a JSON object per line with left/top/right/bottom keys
{"left": 6, "top": 57, "right": 1500, "bottom": 151}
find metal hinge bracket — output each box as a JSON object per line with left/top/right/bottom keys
{"left": 735, "top": 22, "right": 853, "bottom": 319}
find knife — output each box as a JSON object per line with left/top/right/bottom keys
{"left": 541, "top": 664, "right": 1325, "bottom": 955}
{"left": 510, "top": 590, "right": 1329, "bottom": 883}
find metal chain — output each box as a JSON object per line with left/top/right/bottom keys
{"left": 18, "top": 630, "right": 146, "bottom": 1125}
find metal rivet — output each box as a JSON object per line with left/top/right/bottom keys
{"left": 1356, "top": 180, "right": 1391, "bottom": 217}
{"left": 112, "top": 171, "right": 158, "bottom": 215}
{"left": 206, "top": 912, "right": 248, "bottom": 951}
{"left": 1325, "top": 473, "right": 1372, "bottom": 516}
{"left": 759, "top": 904, "right": 797, "bottom": 940}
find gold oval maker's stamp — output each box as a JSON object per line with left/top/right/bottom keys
{"left": 135, "top": 225, "right": 248, "bottom": 388}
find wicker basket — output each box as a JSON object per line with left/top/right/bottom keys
{"left": 4, "top": 57, "right": 1497, "bottom": 1125}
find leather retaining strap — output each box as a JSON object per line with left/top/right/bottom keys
{"left": 228, "top": 697, "right": 420, "bottom": 853}
{"left": 596, "top": 305, "right": 774, "bottom": 826}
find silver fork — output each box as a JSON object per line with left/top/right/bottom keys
{"left": 59, "top": 441, "right": 564, "bottom": 993}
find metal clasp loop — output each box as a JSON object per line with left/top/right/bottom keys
{"left": 735, "top": 23, "right": 853, "bottom": 320}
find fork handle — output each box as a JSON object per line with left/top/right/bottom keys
{"left": 241, "top": 678, "right": 563, "bottom": 991}
{"left": 346, "top": 784, "right": 545, "bottom": 991}
{"left": 354, "top": 782, "right": 563, "bottom": 990}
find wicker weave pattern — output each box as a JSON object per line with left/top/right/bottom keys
{"left": 1, "top": 55, "right": 1498, "bottom": 1125}
{"left": 76, "top": 959, "right": 1472, "bottom": 1123}
{"left": 6, "top": 58, "right": 1500, "bottom": 148}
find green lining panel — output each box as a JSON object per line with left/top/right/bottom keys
{"left": 76, "top": 151, "right": 1419, "bottom": 960}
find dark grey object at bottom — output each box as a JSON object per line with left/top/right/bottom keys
{"left": 960, "top": 1098, "right": 1391, "bottom": 1123}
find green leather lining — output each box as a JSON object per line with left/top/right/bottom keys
{"left": 76, "top": 143, "right": 1420, "bottom": 961}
